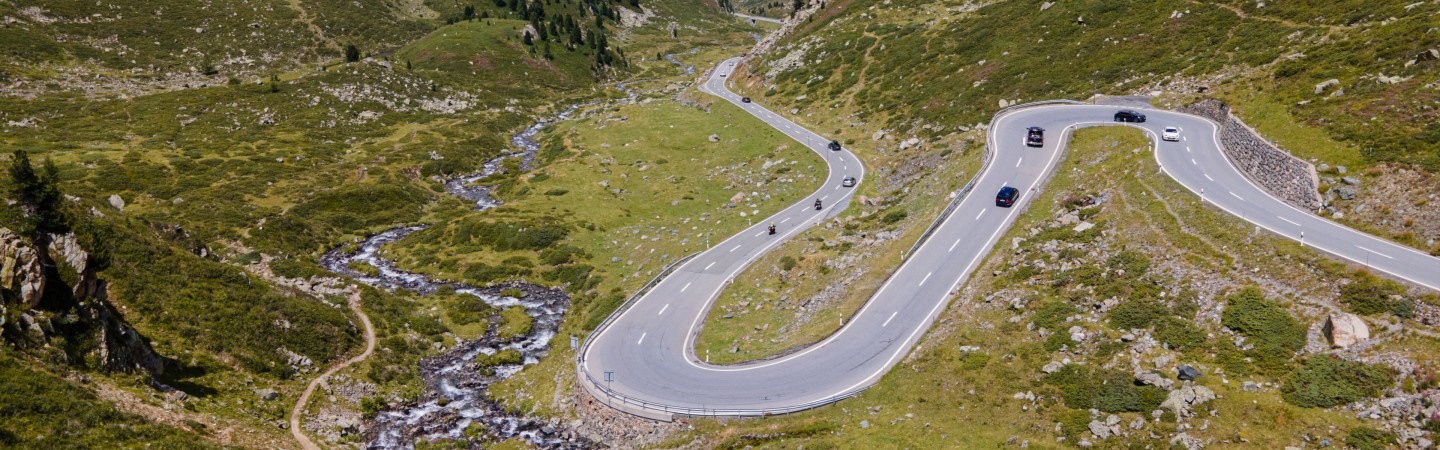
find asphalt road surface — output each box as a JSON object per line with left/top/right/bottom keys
{"left": 577, "top": 57, "right": 1440, "bottom": 419}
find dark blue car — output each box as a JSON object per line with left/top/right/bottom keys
{"left": 996, "top": 186, "right": 1019, "bottom": 207}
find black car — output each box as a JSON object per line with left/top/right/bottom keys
{"left": 1025, "top": 127, "right": 1044, "bottom": 147}
{"left": 1114, "top": 110, "right": 1146, "bottom": 123}
{"left": 996, "top": 186, "right": 1019, "bottom": 207}
{"left": 828, "top": 140, "right": 842, "bottom": 151}
{"left": 741, "top": 97, "right": 752, "bottom": 103}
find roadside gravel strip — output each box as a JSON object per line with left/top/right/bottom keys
{"left": 579, "top": 59, "right": 1440, "bottom": 420}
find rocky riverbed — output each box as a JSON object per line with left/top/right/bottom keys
{"left": 321, "top": 102, "right": 599, "bottom": 449}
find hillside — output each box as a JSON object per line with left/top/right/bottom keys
{"left": 733, "top": 0, "right": 1440, "bottom": 252}
{"left": 0, "top": 0, "right": 767, "bottom": 447}
{"left": 646, "top": 0, "right": 1440, "bottom": 447}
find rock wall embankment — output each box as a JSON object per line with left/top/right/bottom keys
{"left": 1179, "top": 99, "right": 1323, "bottom": 211}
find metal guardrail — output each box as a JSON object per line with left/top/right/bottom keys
{"left": 576, "top": 98, "right": 1091, "bottom": 419}
{"left": 581, "top": 372, "right": 864, "bottom": 418}
{"left": 576, "top": 252, "right": 699, "bottom": 366}
{"left": 900, "top": 99, "right": 1086, "bottom": 260}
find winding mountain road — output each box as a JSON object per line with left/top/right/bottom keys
{"left": 577, "top": 57, "right": 1440, "bottom": 420}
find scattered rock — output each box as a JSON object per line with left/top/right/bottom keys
{"left": 860, "top": 420, "right": 870, "bottom": 429}
{"left": 1136, "top": 372, "right": 1175, "bottom": 390}
{"left": 1333, "top": 187, "right": 1357, "bottom": 200}
{"left": 1042, "top": 361, "right": 1065, "bottom": 374}
{"left": 1160, "top": 385, "right": 1215, "bottom": 417}
{"left": 256, "top": 388, "right": 279, "bottom": 401}
{"left": 1170, "top": 432, "right": 1205, "bottom": 450}
{"left": 108, "top": 194, "right": 126, "bottom": 211}
{"left": 708, "top": 134, "right": 720, "bottom": 143}
{"left": 1241, "top": 381, "right": 1258, "bottom": 392}
{"left": 1340, "top": 176, "right": 1361, "bottom": 186}
{"left": 1176, "top": 365, "right": 1202, "bottom": 381}
{"left": 1314, "top": 79, "right": 1340, "bottom": 95}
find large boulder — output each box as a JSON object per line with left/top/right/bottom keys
{"left": 1322, "top": 313, "right": 1370, "bottom": 349}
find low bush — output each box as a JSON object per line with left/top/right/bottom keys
{"left": 1107, "top": 298, "right": 1167, "bottom": 330}
{"left": 1221, "top": 287, "right": 1306, "bottom": 375}
{"left": 1345, "top": 427, "right": 1398, "bottom": 450}
{"left": 1340, "top": 271, "right": 1407, "bottom": 317}
{"left": 1046, "top": 365, "right": 1166, "bottom": 413}
{"left": 1031, "top": 301, "right": 1078, "bottom": 330}
{"left": 779, "top": 255, "right": 798, "bottom": 271}
{"left": 1153, "top": 316, "right": 1206, "bottom": 351}
{"left": 1282, "top": 356, "right": 1394, "bottom": 408}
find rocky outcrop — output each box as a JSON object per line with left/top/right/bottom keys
{"left": 0, "top": 228, "right": 45, "bottom": 307}
{"left": 0, "top": 226, "right": 171, "bottom": 375}
{"left": 1179, "top": 100, "right": 1323, "bottom": 211}
{"left": 1322, "top": 312, "right": 1370, "bottom": 349}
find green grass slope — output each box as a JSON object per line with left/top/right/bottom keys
{"left": 743, "top": 0, "right": 1440, "bottom": 169}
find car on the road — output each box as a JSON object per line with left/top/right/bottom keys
{"left": 741, "top": 97, "right": 751, "bottom": 103}
{"left": 1162, "top": 126, "right": 1181, "bottom": 141}
{"left": 995, "top": 186, "right": 1019, "bottom": 207}
{"left": 828, "top": 140, "right": 842, "bottom": 151}
{"left": 1114, "top": 110, "right": 1146, "bottom": 123}
{"left": 842, "top": 176, "right": 857, "bottom": 187}
{"left": 1025, "top": 127, "right": 1044, "bottom": 147}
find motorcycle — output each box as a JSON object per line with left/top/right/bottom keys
{"left": 814, "top": 199, "right": 823, "bottom": 210}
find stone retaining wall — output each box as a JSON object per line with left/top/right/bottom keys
{"left": 1179, "top": 99, "right": 1323, "bottom": 210}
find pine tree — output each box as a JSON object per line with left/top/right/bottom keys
{"left": 523, "top": 31, "right": 534, "bottom": 45}
{"left": 7, "top": 150, "right": 69, "bottom": 235}
{"left": 344, "top": 44, "right": 361, "bottom": 63}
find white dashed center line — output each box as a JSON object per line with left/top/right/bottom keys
{"left": 882, "top": 311, "right": 898, "bottom": 327}
{"left": 1016, "top": 158, "right": 1023, "bottom": 167}
{"left": 705, "top": 261, "right": 716, "bottom": 270}
{"left": 1229, "top": 191, "right": 1243, "bottom": 200}
{"left": 1356, "top": 245, "right": 1394, "bottom": 259}
{"left": 1278, "top": 216, "right": 1300, "bottom": 226}
{"left": 658, "top": 304, "right": 669, "bottom": 315}
{"left": 1203, "top": 173, "right": 1214, "bottom": 182}
{"left": 781, "top": 217, "right": 791, "bottom": 224}
{"left": 918, "top": 272, "right": 932, "bottom": 286}
{"left": 733, "top": 244, "right": 744, "bottom": 252}
{"left": 637, "top": 333, "right": 647, "bottom": 345}
{"left": 1191, "top": 158, "right": 1198, "bottom": 165}
{"left": 976, "top": 209, "right": 986, "bottom": 220}
{"left": 681, "top": 282, "right": 692, "bottom": 292}
{"left": 949, "top": 238, "right": 962, "bottom": 252}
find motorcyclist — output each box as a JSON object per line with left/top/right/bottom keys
{"left": 768, "top": 222, "right": 776, "bottom": 235}
{"left": 814, "top": 199, "right": 822, "bottom": 210}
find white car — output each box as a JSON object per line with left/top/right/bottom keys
{"left": 1162, "top": 127, "right": 1181, "bottom": 141}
